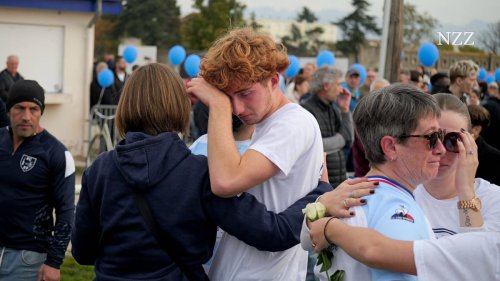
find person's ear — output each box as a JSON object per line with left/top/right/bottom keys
{"left": 323, "top": 83, "right": 331, "bottom": 92}
{"left": 380, "top": 135, "right": 398, "bottom": 162}
{"left": 269, "top": 72, "right": 280, "bottom": 89}
{"left": 471, "top": 125, "right": 481, "bottom": 140}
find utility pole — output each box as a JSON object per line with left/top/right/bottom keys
{"left": 379, "top": 0, "right": 404, "bottom": 83}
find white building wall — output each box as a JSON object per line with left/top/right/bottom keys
{"left": 0, "top": 7, "right": 94, "bottom": 159}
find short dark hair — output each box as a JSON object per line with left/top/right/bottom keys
{"left": 410, "top": 70, "right": 423, "bottom": 83}
{"left": 468, "top": 104, "right": 490, "bottom": 129}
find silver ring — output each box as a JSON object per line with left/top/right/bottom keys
{"left": 349, "top": 191, "right": 355, "bottom": 198}
{"left": 343, "top": 199, "right": 349, "bottom": 208}
{"left": 469, "top": 149, "right": 474, "bottom": 155}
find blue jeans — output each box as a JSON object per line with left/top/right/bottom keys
{"left": 0, "top": 247, "right": 46, "bottom": 280}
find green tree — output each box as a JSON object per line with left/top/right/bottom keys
{"left": 403, "top": 3, "right": 439, "bottom": 48}
{"left": 296, "top": 7, "right": 318, "bottom": 23}
{"left": 113, "top": 0, "right": 181, "bottom": 49}
{"left": 335, "top": 0, "right": 381, "bottom": 62}
{"left": 281, "top": 7, "right": 327, "bottom": 56}
{"left": 94, "top": 15, "right": 120, "bottom": 59}
{"left": 181, "top": 0, "right": 246, "bottom": 51}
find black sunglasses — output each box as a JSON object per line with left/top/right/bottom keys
{"left": 398, "top": 129, "right": 461, "bottom": 152}
{"left": 443, "top": 132, "right": 461, "bottom": 153}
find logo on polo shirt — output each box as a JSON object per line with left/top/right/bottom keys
{"left": 20, "top": 154, "right": 37, "bottom": 172}
{"left": 391, "top": 205, "right": 414, "bottom": 223}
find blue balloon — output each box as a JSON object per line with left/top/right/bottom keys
{"left": 351, "top": 63, "right": 367, "bottom": 85}
{"left": 184, "top": 54, "right": 201, "bottom": 78}
{"left": 418, "top": 42, "right": 439, "bottom": 67}
{"left": 123, "top": 45, "right": 138, "bottom": 63}
{"left": 168, "top": 45, "right": 186, "bottom": 65}
{"left": 97, "top": 69, "right": 114, "bottom": 88}
{"left": 495, "top": 68, "right": 500, "bottom": 82}
{"left": 316, "top": 50, "right": 336, "bottom": 67}
{"left": 285, "top": 55, "right": 300, "bottom": 78}
{"left": 478, "top": 68, "right": 487, "bottom": 81}
{"left": 485, "top": 75, "right": 495, "bottom": 84}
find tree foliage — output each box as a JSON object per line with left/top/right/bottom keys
{"left": 181, "top": 0, "right": 246, "bottom": 51}
{"left": 478, "top": 21, "right": 500, "bottom": 54}
{"left": 94, "top": 15, "right": 120, "bottom": 59}
{"left": 403, "top": 3, "right": 439, "bottom": 48}
{"left": 335, "top": 0, "right": 381, "bottom": 62}
{"left": 113, "top": 0, "right": 181, "bottom": 49}
{"left": 296, "top": 7, "right": 318, "bottom": 23}
{"left": 281, "top": 7, "right": 327, "bottom": 56}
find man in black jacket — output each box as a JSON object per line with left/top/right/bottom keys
{"left": 0, "top": 55, "right": 24, "bottom": 103}
{"left": 481, "top": 82, "right": 500, "bottom": 150}
{"left": 0, "top": 80, "right": 75, "bottom": 281}
{"left": 302, "top": 67, "right": 354, "bottom": 188}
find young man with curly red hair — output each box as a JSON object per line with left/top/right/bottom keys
{"left": 187, "top": 28, "right": 325, "bottom": 280}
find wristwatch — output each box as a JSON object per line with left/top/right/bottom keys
{"left": 457, "top": 197, "right": 482, "bottom": 211}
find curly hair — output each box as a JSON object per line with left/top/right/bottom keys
{"left": 200, "top": 28, "right": 289, "bottom": 92}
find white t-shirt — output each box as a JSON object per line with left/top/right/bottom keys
{"left": 190, "top": 134, "right": 252, "bottom": 156}
{"left": 415, "top": 178, "right": 500, "bottom": 237}
{"left": 209, "top": 103, "right": 324, "bottom": 281}
{"left": 414, "top": 231, "right": 500, "bottom": 281}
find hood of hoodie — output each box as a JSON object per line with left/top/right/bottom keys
{"left": 112, "top": 131, "right": 191, "bottom": 191}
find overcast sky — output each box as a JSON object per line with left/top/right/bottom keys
{"left": 179, "top": 0, "right": 499, "bottom": 26}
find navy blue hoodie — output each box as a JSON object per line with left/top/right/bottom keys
{"left": 72, "top": 131, "right": 330, "bottom": 281}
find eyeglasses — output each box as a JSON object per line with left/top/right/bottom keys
{"left": 443, "top": 132, "right": 460, "bottom": 153}
{"left": 398, "top": 129, "right": 461, "bottom": 153}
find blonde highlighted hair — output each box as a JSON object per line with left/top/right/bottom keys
{"left": 449, "top": 60, "right": 479, "bottom": 83}
{"left": 200, "top": 28, "right": 289, "bottom": 92}
{"left": 115, "top": 63, "right": 191, "bottom": 137}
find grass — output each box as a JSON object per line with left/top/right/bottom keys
{"left": 60, "top": 255, "right": 95, "bottom": 281}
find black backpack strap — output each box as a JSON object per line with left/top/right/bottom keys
{"left": 130, "top": 189, "right": 201, "bottom": 281}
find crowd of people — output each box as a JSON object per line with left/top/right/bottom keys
{"left": 0, "top": 26, "right": 499, "bottom": 281}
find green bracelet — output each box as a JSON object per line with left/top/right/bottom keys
{"left": 324, "top": 217, "right": 336, "bottom": 245}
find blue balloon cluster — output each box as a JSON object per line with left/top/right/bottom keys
{"left": 168, "top": 45, "right": 186, "bottom": 65}
{"left": 285, "top": 55, "right": 300, "bottom": 78}
{"left": 97, "top": 69, "right": 114, "bottom": 88}
{"left": 184, "top": 54, "right": 201, "bottom": 78}
{"left": 485, "top": 75, "right": 495, "bottom": 84}
{"left": 123, "top": 45, "right": 138, "bottom": 64}
{"left": 418, "top": 43, "right": 439, "bottom": 67}
{"left": 478, "top": 68, "right": 487, "bottom": 81}
{"left": 496, "top": 68, "right": 500, "bottom": 82}
{"left": 316, "top": 50, "right": 336, "bottom": 67}
{"left": 351, "top": 63, "right": 367, "bottom": 85}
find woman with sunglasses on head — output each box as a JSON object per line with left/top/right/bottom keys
{"left": 301, "top": 84, "right": 450, "bottom": 281}
{"left": 414, "top": 93, "right": 500, "bottom": 236}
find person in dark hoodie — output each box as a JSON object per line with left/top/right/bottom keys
{"left": 71, "top": 63, "right": 375, "bottom": 281}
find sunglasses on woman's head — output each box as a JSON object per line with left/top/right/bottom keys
{"left": 398, "top": 129, "right": 461, "bottom": 152}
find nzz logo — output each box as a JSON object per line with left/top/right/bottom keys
{"left": 437, "top": 32, "right": 475, "bottom": 46}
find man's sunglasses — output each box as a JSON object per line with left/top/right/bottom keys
{"left": 398, "top": 129, "right": 460, "bottom": 152}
